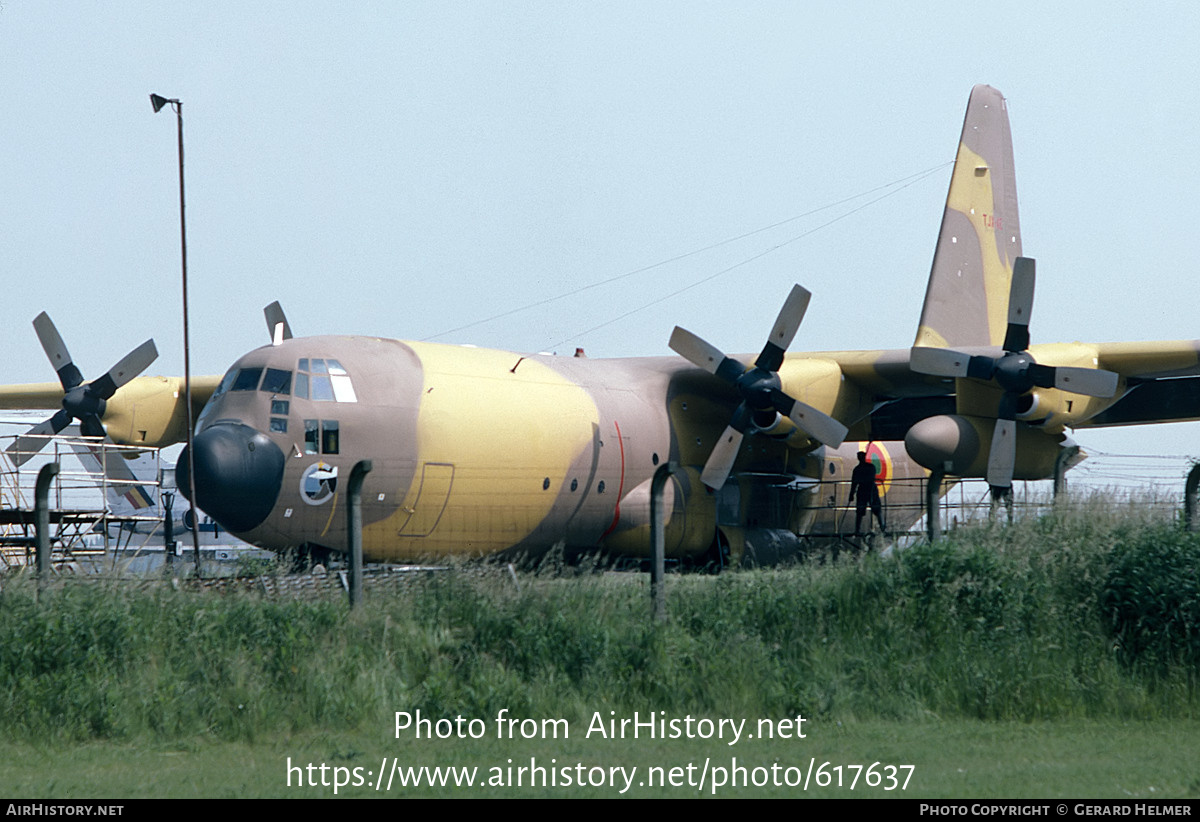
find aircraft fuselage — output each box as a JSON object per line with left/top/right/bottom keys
{"left": 180, "top": 335, "right": 929, "bottom": 563}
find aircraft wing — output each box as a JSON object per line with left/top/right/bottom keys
{"left": 1095, "top": 340, "right": 1200, "bottom": 380}
{"left": 1081, "top": 339, "right": 1200, "bottom": 426}
{"left": 0, "top": 381, "right": 64, "bottom": 411}
{"left": 799, "top": 338, "right": 1200, "bottom": 434}
{"left": 0, "top": 374, "right": 225, "bottom": 449}
{"left": 0, "top": 375, "right": 224, "bottom": 411}
{"left": 823, "top": 348, "right": 951, "bottom": 398}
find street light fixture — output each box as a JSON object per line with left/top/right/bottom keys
{"left": 150, "top": 92, "right": 201, "bottom": 577}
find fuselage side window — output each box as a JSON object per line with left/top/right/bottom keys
{"left": 321, "top": 420, "right": 339, "bottom": 454}
{"left": 304, "top": 419, "right": 319, "bottom": 454}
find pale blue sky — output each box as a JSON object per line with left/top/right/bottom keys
{"left": 3, "top": 2, "right": 1199, "bottom": 477}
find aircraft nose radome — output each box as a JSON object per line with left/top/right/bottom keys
{"left": 177, "top": 423, "right": 285, "bottom": 534}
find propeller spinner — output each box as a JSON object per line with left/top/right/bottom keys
{"left": 5, "top": 313, "right": 157, "bottom": 467}
{"left": 670, "top": 284, "right": 848, "bottom": 490}
{"left": 910, "top": 257, "right": 1119, "bottom": 489}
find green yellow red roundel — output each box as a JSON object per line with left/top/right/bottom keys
{"left": 858, "top": 441, "right": 892, "bottom": 497}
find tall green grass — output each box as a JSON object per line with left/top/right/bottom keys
{"left": 1, "top": 496, "right": 1197, "bottom": 743}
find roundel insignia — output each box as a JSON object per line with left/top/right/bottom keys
{"left": 859, "top": 441, "right": 892, "bottom": 497}
{"left": 300, "top": 461, "right": 338, "bottom": 505}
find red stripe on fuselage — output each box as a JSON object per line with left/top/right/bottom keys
{"left": 599, "top": 420, "right": 626, "bottom": 540}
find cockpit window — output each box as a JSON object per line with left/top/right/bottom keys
{"left": 214, "top": 368, "right": 238, "bottom": 398}
{"left": 327, "top": 360, "right": 357, "bottom": 403}
{"left": 310, "top": 373, "right": 335, "bottom": 401}
{"left": 232, "top": 367, "right": 263, "bottom": 391}
{"left": 198, "top": 369, "right": 238, "bottom": 429}
{"left": 259, "top": 368, "right": 292, "bottom": 395}
{"left": 292, "top": 358, "right": 357, "bottom": 402}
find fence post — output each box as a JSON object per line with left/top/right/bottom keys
{"left": 925, "top": 466, "right": 945, "bottom": 542}
{"left": 347, "top": 460, "right": 373, "bottom": 608}
{"left": 162, "top": 491, "right": 176, "bottom": 573}
{"left": 1054, "top": 444, "right": 1079, "bottom": 501}
{"left": 35, "top": 462, "right": 60, "bottom": 603}
{"left": 1185, "top": 463, "right": 1200, "bottom": 533}
{"left": 649, "top": 462, "right": 677, "bottom": 623}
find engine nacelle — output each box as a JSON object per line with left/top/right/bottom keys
{"left": 601, "top": 466, "right": 717, "bottom": 559}
{"left": 1011, "top": 386, "right": 1109, "bottom": 428}
{"left": 100, "top": 375, "right": 191, "bottom": 448}
{"left": 905, "top": 414, "right": 1068, "bottom": 480}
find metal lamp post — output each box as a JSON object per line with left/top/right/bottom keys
{"left": 150, "top": 93, "right": 201, "bottom": 577}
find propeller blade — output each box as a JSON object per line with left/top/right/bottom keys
{"left": 264, "top": 301, "right": 293, "bottom": 345}
{"left": 6, "top": 418, "right": 57, "bottom": 467}
{"left": 79, "top": 415, "right": 106, "bottom": 438}
{"left": 771, "top": 390, "right": 848, "bottom": 447}
{"left": 33, "top": 312, "right": 83, "bottom": 390}
{"left": 669, "top": 327, "right": 745, "bottom": 382}
{"left": 757, "top": 285, "right": 812, "bottom": 371}
{"left": 1050, "top": 366, "right": 1120, "bottom": 398}
{"left": 90, "top": 339, "right": 158, "bottom": 400}
{"left": 701, "top": 424, "right": 745, "bottom": 490}
{"left": 913, "top": 257, "right": 1107, "bottom": 492}
{"left": 1002, "top": 257, "right": 1036, "bottom": 352}
{"left": 16, "top": 316, "right": 158, "bottom": 463}
{"left": 673, "top": 284, "right": 843, "bottom": 488}
{"left": 48, "top": 408, "right": 74, "bottom": 434}
{"left": 986, "top": 417, "right": 1017, "bottom": 489}
{"left": 911, "top": 346, "right": 975, "bottom": 378}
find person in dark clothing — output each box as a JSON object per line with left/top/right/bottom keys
{"left": 848, "top": 450, "right": 885, "bottom": 536}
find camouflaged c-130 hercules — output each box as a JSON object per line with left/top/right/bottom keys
{"left": 3, "top": 85, "right": 1198, "bottom": 562}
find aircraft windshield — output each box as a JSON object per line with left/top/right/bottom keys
{"left": 214, "top": 368, "right": 238, "bottom": 397}
{"left": 259, "top": 368, "right": 292, "bottom": 395}
{"left": 232, "top": 367, "right": 262, "bottom": 391}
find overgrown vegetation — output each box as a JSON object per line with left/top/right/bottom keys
{"left": 1, "top": 496, "right": 1197, "bottom": 743}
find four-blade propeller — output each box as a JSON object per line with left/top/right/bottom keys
{"left": 910, "top": 257, "right": 1119, "bottom": 489}
{"left": 5, "top": 312, "right": 157, "bottom": 467}
{"left": 669, "top": 284, "right": 847, "bottom": 490}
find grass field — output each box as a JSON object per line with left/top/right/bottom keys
{"left": 1, "top": 496, "right": 1197, "bottom": 798}
{"left": 2, "top": 720, "right": 1197, "bottom": 798}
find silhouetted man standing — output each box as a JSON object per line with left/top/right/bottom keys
{"left": 848, "top": 450, "right": 885, "bottom": 536}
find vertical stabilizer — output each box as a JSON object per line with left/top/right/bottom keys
{"left": 68, "top": 438, "right": 158, "bottom": 513}
{"left": 914, "top": 85, "right": 1022, "bottom": 349}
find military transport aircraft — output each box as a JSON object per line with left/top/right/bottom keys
{"left": 3, "top": 85, "right": 1199, "bottom": 566}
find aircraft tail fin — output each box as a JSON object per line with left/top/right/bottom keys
{"left": 914, "top": 85, "right": 1022, "bottom": 349}
{"left": 68, "top": 439, "right": 158, "bottom": 513}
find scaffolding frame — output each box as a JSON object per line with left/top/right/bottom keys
{"left": 0, "top": 434, "right": 163, "bottom": 571}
